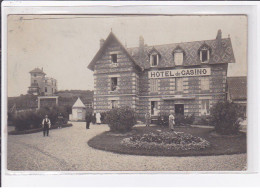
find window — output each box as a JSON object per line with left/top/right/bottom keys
{"left": 150, "top": 79, "right": 158, "bottom": 92}
{"left": 201, "top": 77, "right": 210, "bottom": 90}
{"left": 150, "top": 54, "right": 159, "bottom": 66}
{"left": 201, "top": 100, "right": 210, "bottom": 115}
{"left": 111, "top": 77, "right": 118, "bottom": 91}
{"left": 45, "top": 87, "right": 47, "bottom": 92}
{"left": 174, "top": 52, "right": 184, "bottom": 66}
{"left": 176, "top": 78, "right": 183, "bottom": 91}
{"left": 111, "top": 54, "right": 117, "bottom": 63}
{"left": 200, "top": 49, "right": 209, "bottom": 63}
{"left": 111, "top": 100, "right": 118, "bottom": 109}
{"left": 34, "top": 74, "right": 37, "bottom": 77}
{"left": 151, "top": 101, "right": 159, "bottom": 116}
{"left": 34, "top": 80, "right": 37, "bottom": 84}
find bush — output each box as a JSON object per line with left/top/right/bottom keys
{"left": 195, "top": 115, "right": 213, "bottom": 126}
{"left": 158, "top": 114, "right": 169, "bottom": 127}
{"left": 13, "top": 106, "right": 69, "bottom": 131}
{"left": 100, "top": 112, "right": 107, "bottom": 124}
{"left": 211, "top": 101, "right": 245, "bottom": 135}
{"left": 175, "top": 114, "right": 195, "bottom": 126}
{"left": 158, "top": 113, "right": 195, "bottom": 126}
{"left": 105, "top": 106, "right": 136, "bottom": 132}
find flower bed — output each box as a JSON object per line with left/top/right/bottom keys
{"left": 121, "top": 132, "right": 210, "bottom": 151}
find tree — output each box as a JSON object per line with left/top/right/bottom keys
{"left": 211, "top": 101, "right": 245, "bottom": 135}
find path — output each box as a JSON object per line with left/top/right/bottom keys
{"left": 7, "top": 122, "right": 247, "bottom": 171}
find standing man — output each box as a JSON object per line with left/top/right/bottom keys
{"left": 57, "top": 113, "right": 63, "bottom": 129}
{"left": 42, "top": 115, "right": 51, "bottom": 137}
{"left": 145, "top": 112, "right": 151, "bottom": 127}
{"left": 85, "top": 111, "right": 92, "bottom": 129}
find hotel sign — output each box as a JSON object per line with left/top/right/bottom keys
{"left": 148, "top": 68, "right": 211, "bottom": 79}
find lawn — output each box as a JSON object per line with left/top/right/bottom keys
{"left": 87, "top": 125, "right": 247, "bottom": 157}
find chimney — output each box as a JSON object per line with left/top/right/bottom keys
{"left": 139, "top": 35, "right": 144, "bottom": 48}
{"left": 216, "top": 29, "right": 222, "bottom": 40}
{"left": 100, "top": 39, "right": 105, "bottom": 48}
{"left": 139, "top": 35, "right": 145, "bottom": 56}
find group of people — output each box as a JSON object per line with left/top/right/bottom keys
{"left": 145, "top": 112, "right": 175, "bottom": 130}
{"left": 85, "top": 112, "right": 102, "bottom": 130}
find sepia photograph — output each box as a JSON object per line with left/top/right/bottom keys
{"left": 6, "top": 14, "right": 247, "bottom": 172}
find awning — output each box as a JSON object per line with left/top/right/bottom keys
{"left": 162, "top": 95, "right": 196, "bottom": 101}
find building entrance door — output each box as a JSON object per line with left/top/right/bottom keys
{"left": 175, "top": 104, "right": 184, "bottom": 115}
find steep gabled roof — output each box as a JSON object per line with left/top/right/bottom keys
{"left": 227, "top": 76, "right": 247, "bottom": 101}
{"left": 72, "top": 97, "right": 86, "bottom": 108}
{"left": 127, "top": 37, "right": 235, "bottom": 69}
{"left": 87, "top": 32, "right": 143, "bottom": 71}
{"left": 29, "top": 68, "right": 46, "bottom": 75}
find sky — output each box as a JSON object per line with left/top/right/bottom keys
{"left": 7, "top": 15, "right": 247, "bottom": 97}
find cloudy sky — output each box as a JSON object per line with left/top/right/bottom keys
{"left": 7, "top": 15, "right": 247, "bottom": 97}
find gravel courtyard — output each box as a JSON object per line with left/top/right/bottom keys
{"left": 7, "top": 122, "right": 247, "bottom": 171}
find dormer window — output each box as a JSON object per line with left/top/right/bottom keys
{"left": 148, "top": 47, "right": 161, "bottom": 67}
{"left": 150, "top": 54, "right": 159, "bottom": 66}
{"left": 173, "top": 46, "right": 185, "bottom": 66}
{"left": 111, "top": 54, "right": 117, "bottom": 63}
{"left": 174, "top": 52, "right": 183, "bottom": 66}
{"left": 200, "top": 49, "right": 209, "bottom": 63}
{"left": 199, "top": 43, "right": 211, "bottom": 63}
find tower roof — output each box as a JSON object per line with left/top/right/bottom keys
{"left": 72, "top": 97, "right": 86, "bottom": 108}
{"left": 29, "top": 68, "right": 46, "bottom": 75}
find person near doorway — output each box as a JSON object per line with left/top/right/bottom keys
{"left": 85, "top": 111, "right": 92, "bottom": 129}
{"left": 57, "top": 113, "right": 63, "bottom": 129}
{"left": 169, "top": 113, "right": 175, "bottom": 131}
{"left": 145, "top": 112, "right": 151, "bottom": 127}
{"left": 42, "top": 115, "right": 51, "bottom": 137}
{"left": 96, "top": 112, "right": 101, "bottom": 124}
{"left": 92, "top": 113, "right": 96, "bottom": 124}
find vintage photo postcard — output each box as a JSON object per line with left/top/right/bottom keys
{"left": 6, "top": 14, "right": 247, "bottom": 172}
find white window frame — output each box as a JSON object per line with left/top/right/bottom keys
{"left": 201, "top": 77, "right": 210, "bottom": 90}
{"left": 111, "top": 53, "right": 118, "bottom": 64}
{"left": 174, "top": 52, "right": 184, "bottom": 66}
{"left": 151, "top": 101, "right": 159, "bottom": 116}
{"left": 200, "top": 49, "right": 210, "bottom": 63}
{"left": 176, "top": 78, "right": 183, "bottom": 91}
{"left": 150, "top": 79, "right": 158, "bottom": 92}
{"left": 111, "top": 100, "right": 118, "bottom": 109}
{"left": 110, "top": 77, "right": 118, "bottom": 91}
{"left": 150, "top": 53, "right": 159, "bottom": 66}
{"left": 201, "top": 99, "right": 210, "bottom": 115}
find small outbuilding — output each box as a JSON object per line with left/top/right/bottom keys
{"left": 70, "top": 97, "right": 86, "bottom": 121}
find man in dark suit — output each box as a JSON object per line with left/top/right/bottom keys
{"left": 85, "top": 111, "right": 92, "bottom": 129}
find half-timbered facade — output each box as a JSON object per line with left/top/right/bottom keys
{"left": 88, "top": 30, "right": 235, "bottom": 120}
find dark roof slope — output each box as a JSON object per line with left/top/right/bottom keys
{"left": 88, "top": 31, "right": 235, "bottom": 71}
{"left": 127, "top": 38, "right": 235, "bottom": 69}
{"left": 88, "top": 32, "right": 143, "bottom": 71}
{"left": 227, "top": 76, "right": 247, "bottom": 101}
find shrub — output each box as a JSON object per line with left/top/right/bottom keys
{"left": 195, "top": 115, "right": 213, "bottom": 126}
{"left": 158, "top": 114, "right": 169, "bottom": 127}
{"left": 13, "top": 106, "right": 69, "bottom": 131}
{"left": 105, "top": 106, "right": 136, "bottom": 132}
{"left": 211, "top": 101, "right": 245, "bottom": 135}
{"left": 100, "top": 112, "right": 107, "bottom": 124}
{"left": 175, "top": 114, "right": 195, "bottom": 126}
{"left": 158, "top": 113, "right": 195, "bottom": 126}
